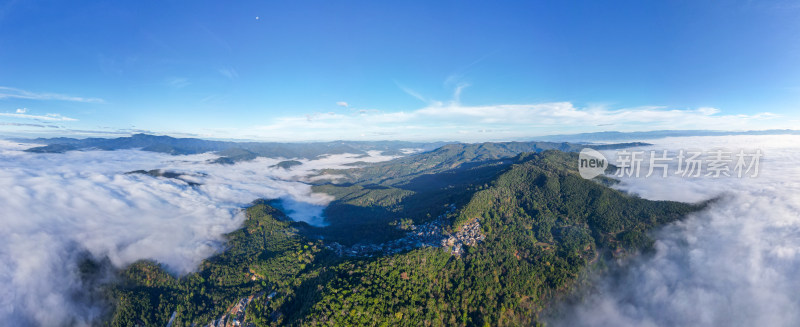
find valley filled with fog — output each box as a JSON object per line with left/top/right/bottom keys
{"left": 3, "top": 1, "right": 798, "bottom": 325}
{"left": 552, "top": 135, "right": 800, "bottom": 327}
{"left": 0, "top": 141, "right": 396, "bottom": 325}
{"left": 3, "top": 135, "right": 800, "bottom": 326}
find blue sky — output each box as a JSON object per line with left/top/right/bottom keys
{"left": 1, "top": 0, "right": 799, "bottom": 141}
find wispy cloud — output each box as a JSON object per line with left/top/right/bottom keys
{"left": 452, "top": 83, "right": 469, "bottom": 104}
{"left": 165, "top": 77, "right": 190, "bottom": 88}
{"left": 336, "top": 101, "right": 349, "bottom": 108}
{"left": 0, "top": 111, "right": 77, "bottom": 121}
{"left": 444, "top": 53, "right": 492, "bottom": 88}
{"left": 394, "top": 81, "right": 430, "bottom": 104}
{"left": 218, "top": 68, "right": 238, "bottom": 80}
{"left": 238, "top": 101, "right": 783, "bottom": 141}
{"left": 0, "top": 121, "right": 59, "bottom": 128}
{"left": 0, "top": 86, "right": 104, "bottom": 103}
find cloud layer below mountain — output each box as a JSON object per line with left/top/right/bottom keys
{"left": 551, "top": 135, "right": 800, "bottom": 327}
{"left": 0, "top": 141, "right": 394, "bottom": 326}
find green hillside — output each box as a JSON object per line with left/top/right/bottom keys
{"left": 315, "top": 141, "right": 648, "bottom": 186}
{"left": 105, "top": 150, "right": 701, "bottom": 326}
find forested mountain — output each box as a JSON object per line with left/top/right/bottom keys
{"left": 316, "top": 141, "right": 648, "bottom": 186}
{"left": 105, "top": 148, "right": 702, "bottom": 326}
{"left": 19, "top": 134, "right": 645, "bottom": 165}
{"left": 21, "top": 133, "right": 449, "bottom": 160}
{"left": 307, "top": 141, "right": 646, "bottom": 245}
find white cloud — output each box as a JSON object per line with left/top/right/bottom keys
{"left": 336, "top": 101, "right": 349, "bottom": 108}
{"left": 232, "top": 102, "right": 784, "bottom": 142}
{"left": 452, "top": 83, "right": 469, "bottom": 103}
{"left": 15, "top": 108, "right": 26, "bottom": 113}
{"left": 550, "top": 135, "right": 800, "bottom": 327}
{"left": 0, "top": 121, "right": 55, "bottom": 128}
{"left": 0, "top": 86, "right": 104, "bottom": 103}
{"left": 0, "top": 111, "right": 77, "bottom": 121}
{"left": 0, "top": 143, "right": 397, "bottom": 325}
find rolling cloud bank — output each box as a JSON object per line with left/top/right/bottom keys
{"left": 552, "top": 135, "right": 800, "bottom": 327}
{"left": 3, "top": 135, "right": 800, "bottom": 326}
{"left": 0, "top": 141, "right": 395, "bottom": 325}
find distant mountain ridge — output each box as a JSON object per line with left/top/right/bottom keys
{"left": 318, "top": 140, "right": 649, "bottom": 186}
{"left": 17, "top": 134, "right": 648, "bottom": 164}
{"left": 20, "top": 133, "right": 450, "bottom": 161}
{"left": 535, "top": 129, "right": 800, "bottom": 142}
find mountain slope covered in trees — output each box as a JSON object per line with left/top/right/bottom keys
{"left": 105, "top": 148, "right": 702, "bottom": 326}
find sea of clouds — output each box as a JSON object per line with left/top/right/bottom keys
{"left": 0, "top": 140, "right": 396, "bottom": 326}
{"left": 551, "top": 135, "right": 800, "bottom": 327}
{"left": 6, "top": 135, "right": 800, "bottom": 326}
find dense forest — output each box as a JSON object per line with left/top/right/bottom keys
{"left": 104, "top": 148, "right": 702, "bottom": 326}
